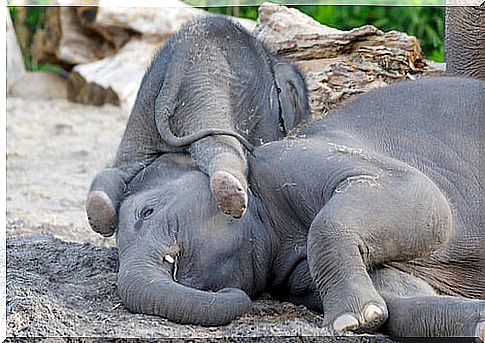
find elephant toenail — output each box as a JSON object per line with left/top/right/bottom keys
{"left": 363, "top": 304, "right": 384, "bottom": 322}
{"left": 333, "top": 313, "right": 359, "bottom": 333}
{"left": 475, "top": 321, "right": 484, "bottom": 341}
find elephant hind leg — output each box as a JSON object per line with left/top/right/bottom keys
{"left": 307, "top": 168, "right": 452, "bottom": 334}
{"left": 189, "top": 137, "right": 248, "bottom": 219}
{"left": 383, "top": 292, "right": 484, "bottom": 337}
{"left": 371, "top": 267, "right": 484, "bottom": 338}
{"left": 210, "top": 171, "right": 247, "bottom": 218}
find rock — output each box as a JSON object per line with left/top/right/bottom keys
{"left": 65, "top": 1, "right": 256, "bottom": 107}
{"left": 83, "top": 0, "right": 206, "bottom": 39}
{"left": 32, "top": 7, "right": 116, "bottom": 68}
{"left": 6, "top": 233, "right": 397, "bottom": 341}
{"left": 254, "top": 2, "right": 440, "bottom": 117}
{"left": 7, "top": 11, "right": 26, "bottom": 93}
{"left": 9, "top": 72, "right": 68, "bottom": 100}
{"left": 77, "top": 0, "right": 256, "bottom": 42}
{"left": 67, "top": 37, "right": 163, "bottom": 109}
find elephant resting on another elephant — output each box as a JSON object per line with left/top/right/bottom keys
{"left": 86, "top": 16, "right": 309, "bottom": 237}
{"left": 112, "top": 77, "right": 484, "bottom": 338}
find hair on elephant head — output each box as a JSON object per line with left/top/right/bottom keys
{"left": 115, "top": 153, "right": 271, "bottom": 326}
{"left": 86, "top": 15, "right": 310, "bottom": 238}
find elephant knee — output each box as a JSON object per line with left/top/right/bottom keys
{"left": 421, "top": 184, "right": 453, "bottom": 252}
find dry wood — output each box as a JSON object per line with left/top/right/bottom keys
{"left": 255, "top": 3, "right": 442, "bottom": 117}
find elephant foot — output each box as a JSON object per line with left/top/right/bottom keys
{"left": 381, "top": 295, "right": 485, "bottom": 338}
{"left": 329, "top": 302, "right": 388, "bottom": 334}
{"left": 86, "top": 191, "right": 116, "bottom": 237}
{"left": 476, "top": 321, "right": 485, "bottom": 342}
{"left": 210, "top": 171, "right": 247, "bottom": 218}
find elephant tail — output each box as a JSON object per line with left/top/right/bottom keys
{"left": 153, "top": 38, "right": 255, "bottom": 154}
{"left": 157, "top": 127, "right": 255, "bottom": 154}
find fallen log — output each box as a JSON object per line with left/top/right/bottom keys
{"left": 255, "top": 3, "right": 442, "bottom": 117}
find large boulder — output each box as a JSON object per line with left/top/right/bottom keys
{"left": 31, "top": 1, "right": 255, "bottom": 110}
{"left": 32, "top": 7, "right": 116, "bottom": 68}
{"left": 67, "top": 37, "right": 162, "bottom": 108}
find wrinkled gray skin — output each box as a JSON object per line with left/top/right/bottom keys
{"left": 86, "top": 16, "right": 309, "bottom": 237}
{"left": 115, "top": 77, "right": 484, "bottom": 337}
{"left": 445, "top": 5, "right": 484, "bottom": 80}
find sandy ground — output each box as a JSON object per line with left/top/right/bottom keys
{"left": 6, "top": 96, "right": 125, "bottom": 246}
{"left": 6, "top": 96, "right": 395, "bottom": 341}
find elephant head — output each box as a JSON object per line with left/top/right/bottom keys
{"left": 115, "top": 153, "right": 271, "bottom": 325}
{"left": 446, "top": 5, "right": 484, "bottom": 79}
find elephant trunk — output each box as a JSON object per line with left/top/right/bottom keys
{"left": 445, "top": 5, "right": 484, "bottom": 79}
{"left": 117, "top": 256, "right": 251, "bottom": 326}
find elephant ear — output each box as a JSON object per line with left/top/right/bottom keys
{"left": 273, "top": 62, "right": 310, "bottom": 133}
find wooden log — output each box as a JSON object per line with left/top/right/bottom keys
{"left": 254, "top": 3, "right": 442, "bottom": 118}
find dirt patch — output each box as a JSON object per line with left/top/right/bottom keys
{"left": 6, "top": 96, "right": 396, "bottom": 341}
{"left": 7, "top": 234, "right": 395, "bottom": 341}
{"left": 7, "top": 96, "right": 126, "bottom": 246}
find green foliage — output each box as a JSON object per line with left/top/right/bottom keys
{"left": 208, "top": 5, "right": 444, "bottom": 62}
{"left": 206, "top": 6, "right": 259, "bottom": 20}
{"left": 294, "top": 6, "right": 444, "bottom": 62}
{"left": 9, "top": 6, "right": 50, "bottom": 71}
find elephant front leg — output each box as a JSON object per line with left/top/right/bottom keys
{"left": 189, "top": 136, "right": 248, "bottom": 218}
{"left": 307, "top": 170, "right": 452, "bottom": 334}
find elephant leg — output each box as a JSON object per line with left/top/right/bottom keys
{"left": 189, "top": 136, "right": 248, "bottom": 218}
{"left": 370, "top": 267, "right": 485, "bottom": 339}
{"left": 86, "top": 162, "right": 149, "bottom": 237}
{"left": 307, "top": 170, "right": 452, "bottom": 333}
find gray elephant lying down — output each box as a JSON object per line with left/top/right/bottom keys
{"left": 113, "top": 77, "right": 484, "bottom": 338}
{"left": 86, "top": 16, "right": 308, "bottom": 237}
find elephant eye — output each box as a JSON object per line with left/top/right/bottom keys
{"left": 140, "top": 207, "right": 154, "bottom": 219}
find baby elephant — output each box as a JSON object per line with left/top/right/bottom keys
{"left": 110, "top": 77, "right": 484, "bottom": 338}
{"left": 86, "top": 16, "right": 309, "bottom": 236}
